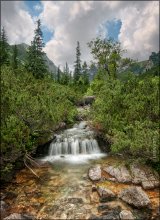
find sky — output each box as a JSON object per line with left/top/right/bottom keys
{"left": 1, "top": 1, "right": 159, "bottom": 70}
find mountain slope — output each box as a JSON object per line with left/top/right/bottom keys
{"left": 9, "top": 43, "right": 58, "bottom": 74}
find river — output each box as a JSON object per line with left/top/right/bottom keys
{"left": 1, "top": 120, "right": 159, "bottom": 219}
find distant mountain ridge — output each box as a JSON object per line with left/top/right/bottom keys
{"left": 9, "top": 43, "right": 58, "bottom": 74}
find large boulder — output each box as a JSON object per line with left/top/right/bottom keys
{"left": 89, "top": 165, "right": 101, "bottom": 181}
{"left": 103, "top": 165, "right": 132, "bottom": 183}
{"left": 119, "top": 210, "right": 135, "bottom": 219}
{"left": 97, "top": 186, "right": 116, "bottom": 202}
{"left": 119, "top": 186, "right": 150, "bottom": 208}
{"left": 130, "top": 164, "right": 159, "bottom": 189}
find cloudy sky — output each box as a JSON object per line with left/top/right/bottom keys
{"left": 1, "top": 1, "right": 159, "bottom": 69}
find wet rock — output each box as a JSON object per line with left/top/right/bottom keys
{"left": 103, "top": 165, "right": 132, "bottom": 183}
{"left": 10, "top": 213, "right": 33, "bottom": 220}
{"left": 78, "top": 121, "right": 88, "bottom": 129}
{"left": 0, "top": 200, "right": 8, "bottom": 211}
{"left": 60, "top": 213, "right": 67, "bottom": 219}
{"left": 120, "top": 210, "right": 135, "bottom": 219}
{"left": 82, "top": 174, "right": 88, "bottom": 180}
{"left": 89, "top": 165, "right": 101, "bottom": 181}
{"left": 132, "top": 208, "right": 152, "bottom": 220}
{"left": 67, "top": 197, "right": 83, "bottom": 204}
{"left": 83, "top": 204, "right": 92, "bottom": 210}
{"left": 98, "top": 204, "right": 110, "bottom": 212}
{"left": 100, "top": 206, "right": 121, "bottom": 216}
{"left": 90, "top": 192, "right": 99, "bottom": 203}
{"left": 130, "top": 164, "right": 159, "bottom": 189}
{"left": 101, "top": 212, "right": 120, "bottom": 220}
{"left": 107, "top": 177, "right": 117, "bottom": 182}
{"left": 0, "top": 200, "right": 9, "bottom": 218}
{"left": 92, "top": 184, "right": 97, "bottom": 192}
{"left": 5, "top": 191, "right": 17, "bottom": 199}
{"left": 4, "top": 213, "right": 23, "bottom": 220}
{"left": 119, "top": 186, "right": 151, "bottom": 208}
{"left": 152, "top": 206, "right": 160, "bottom": 220}
{"left": 89, "top": 214, "right": 101, "bottom": 220}
{"left": 90, "top": 206, "right": 121, "bottom": 220}
{"left": 97, "top": 186, "right": 116, "bottom": 203}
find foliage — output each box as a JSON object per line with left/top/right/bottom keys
{"left": 0, "top": 27, "right": 10, "bottom": 66}
{"left": 89, "top": 73, "right": 159, "bottom": 163}
{"left": 88, "top": 37, "right": 123, "bottom": 78}
{"left": 25, "top": 19, "right": 48, "bottom": 78}
{"left": 74, "top": 41, "right": 81, "bottom": 82}
{"left": 12, "top": 44, "right": 18, "bottom": 70}
{"left": 1, "top": 65, "right": 78, "bottom": 181}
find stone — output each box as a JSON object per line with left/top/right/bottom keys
{"left": 97, "top": 186, "right": 116, "bottom": 200}
{"left": 90, "top": 192, "right": 99, "bottom": 203}
{"left": 107, "top": 177, "right": 117, "bottom": 182}
{"left": 119, "top": 186, "right": 150, "bottom": 208}
{"left": 4, "top": 213, "right": 23, "bottom": 220}
{"left": 96, "top": 207, "right": 121, "bottom": 220}
{"left": 130, "top": 164, "right": 159, "bottom": 189}
{"left": 103, "top": 165, "right": 132, "bottom": 183}
{"left": 67, "top": 197, "right": 83, "bottom": 204}
{"left": 89, "top": 165, "right": 101, "bottom": 181}
{"left": 60, "top": 213, "right": 67, "bottom": 219}
{"left": 0, "top": 200, "right": 8, "bottom": 211}
{"left": 92, "top": 184, "right": 97, "bottom": 192}
{"left": 120, "top": 210, "right": 135, "bottom": 219}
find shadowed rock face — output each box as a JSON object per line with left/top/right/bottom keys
{"left": 97, "top": 186, "right": 116, "bottom": 201}
{"left": 119, "top": 186, "right": 151, "bottom": 208}
{"left": 77, "top": 96, "right": 96, "bottom": 106}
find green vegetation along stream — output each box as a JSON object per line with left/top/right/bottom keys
{"left": 1, "top": 121, "right": 159, "bottom": 220}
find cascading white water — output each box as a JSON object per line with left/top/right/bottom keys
{"left": 43, "top": 121, "right": 106, "bottom": 163}
{"left": 49, "top": 138, "right": 100, "bottom": 155}
{"left": 49, "top": 121, "right": 101, "bottom": 155}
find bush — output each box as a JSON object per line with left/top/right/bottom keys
{"left": 89, "top": 72, "right": 159, "bottom": 163}
{"left": 1, "top": 66, "right": 78, "bottom": 181}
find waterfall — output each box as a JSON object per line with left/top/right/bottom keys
{"left": 49, "top": 121, "right": 101, "bottom": 156}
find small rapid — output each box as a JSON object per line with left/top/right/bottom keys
{"left": 43, "top": 121, "right": 106, "bottom": 163}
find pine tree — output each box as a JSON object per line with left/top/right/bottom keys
{"left": 57, "top": 66, "right": 61, "bottom": 83}
{"left": 26, "top": 19, "right": 47, "bottom": 78}
{"left": 74, "top": 41, "right": 81, "bottom": 82}
{"left": 12, "top": 44, "right": 18, "bottom": 70}
{"left": 82, "top": 61, "right": 89, "bottom": 85}
{"left": 0, "top": 27, "right": 9, "bottom": 66}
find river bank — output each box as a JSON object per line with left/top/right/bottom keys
{"left": 1, "top": 155, "right": 159, "bottom": 220}
{"left": 1, "top": 119, "right": 159, "bottom": 220}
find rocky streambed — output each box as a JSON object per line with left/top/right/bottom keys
{"left": 1, "top": 155, "right": 159, "bottom": 220}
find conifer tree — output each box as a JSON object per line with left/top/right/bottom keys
{"left": 74, "top": 41, "right": 81, "bottom": 82}
{"left": 12, "top": 44, "right": 18, "bottom": 70}
{"left": 57, "top": 66, "right": 61, "bottom": 83}
{"left": 82, "top": 61, "right": 89, "bottom": 85}
{"left": 0, "top": 27, "right": 9, "bottom": 66}
{"left": 26, "top": 19, "right": 47, "bottom": 78}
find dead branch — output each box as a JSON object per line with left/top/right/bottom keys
{"left": 24, "top": 157, "right": 40, "bottom": 179}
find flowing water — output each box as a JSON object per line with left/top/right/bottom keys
{"left": 42, "top": 121, "right": 106, "bottom": 164}
{"left": 2, "top": 121, "right": 159, "bottom": 219}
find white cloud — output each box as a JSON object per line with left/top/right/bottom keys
{"left": 40, "top": 1, "right": 159, "bottom": 69}
{"left": 1, "top": 1, "right": 159, "bottom": 68}
{"left": 1, "top": 1, "right": 35, "bottom": 45}
{"left": 119, "top": 1, "right": 159, "bottom": 60}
